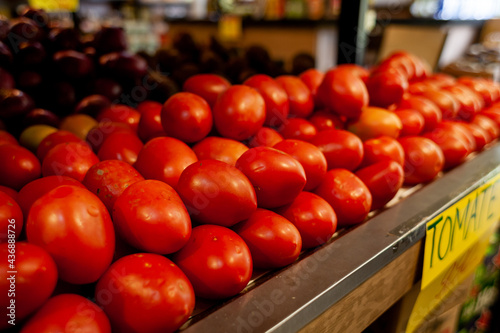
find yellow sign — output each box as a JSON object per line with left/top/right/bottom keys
{"left": 407, "top": 172, "right": 500, "bottom": 333}
{"left": 29, "top": 0, "right": 79, "bottom": 12}
{"left": 218, "top": 15, "right": 242, "bottom": 42}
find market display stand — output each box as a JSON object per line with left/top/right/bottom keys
{"left": 178, "top": 141, "right": 500, "bottom": 333}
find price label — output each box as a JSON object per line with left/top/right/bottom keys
{"left": 28, "top": 0, "right": 79, "bottom": 12}
{"left": 407, "top": 172, "right": 500, "bottom": 333}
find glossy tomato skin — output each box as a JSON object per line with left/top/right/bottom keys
{"left": 398, "top": 136, "right": 445, "bottom": 185}
{"left": 307, "top": 109, "right": 345, "bottom": 131}
{"left": 183, "top": 73, "right": 231, "bottom": 108}
{"left": 395, "top": 109, "right": 425, "bottom": 137}
{"left": 366, "top": 67, "right": 408, "bottom": 108}
{"left": 0, "top": 192, "right": 22, "bottom": 242}
{"left": 172, "top": 225, "right": 253, "bottom": 299}
{"left": 0, "top": 185, "right": 17, "bottom": 200}
{"left": 236, "top": 147, "right": 306, "bottom": 208}
{"left": 96, "top": 104, "right": 141, "bottom": 132}
{"left": 314, "top": 169, "right": 372, "bottom": 227}
{"left": 176, "top": 160, "right": 257, "bottom": 227}
{"left": 86, "top": 121, "right": 135, "bottom": 153}
{"left": 278, "top": 118, "right": 317, "bottom": 142}
{"left": 361, "top": 136, "right": 405, "bottom": 168}
{"left": 133, "top": 136, "right": 198, "bottom": 188}
{"left": 423, "top": 126, "right": 471, "bottom": 170}
{"left": 0, "top": 144, "right": 41, "bottom": 190}
{"left": 97, "top": 131, "right": 144, "bottom": 165}
{"left": 247, "top": 126, "right": 284, "bottom": 148}
{"left": 17, "top": 175, "right": 85, "bottom": 219}
{"left": 244, "top": 74, "right": 289, "bottom": 128}
{"left": 192, "top": 136, "right": 248, "bottom": 166}
{"left": 420, "top": 89, "right": 460, "bottom": 120}
{"left": 471, "top": 114, "right": 500, "bottom": 141}
{"left": 26, "top": 185, "right": 115, "bottom": 284}
{"left": 463, "top": 123, "right": 490, "bottom": 150}
{"left": 83, "top": 159, "right": 144, "bottom": 212}
{"left": 317, "top": 67, "right": 369, "bottom": 119}
{"left": 355, "top": 160, "right": 404, "bottom": 210}
{"left": 21, "top": 294, "right": 111, "bottom": 333}
{"left": 95, "top": 253, "right": 194, "bottom": 333}
{"left": 273, "top": 139, "right": 327, "bottom": 191}
{"left": 0, "top": 130, "right": 18, "bottom": 146}
{"left": 310, "top": 129, "right": 364, "bottom": 171}
{"left": 36, "top": 130, "right": 83, "bottom": 161}
{"left": 275, "top": 75, "right": 314, "bottom": 118}
{"left": 0, "top": 242, "right": 57, "bottom": 328}
{"left": 161, "top": 92, "right": 213, "bottom": 143}
{"left": 397, "top": 95, "right": 442, "bottom": 132}
{"left": 136, "top": 101, "right": 166, "bottom": 142}
{"left": 275, "top": 191, "right": 337, "bottom": 249}
{"left": 213, "top": 85, "right": 266, "bottom": 141}
{"left": 113, "top": 180, "right": 191, "bottom": 254}
{"left": 42, "top": 141, "right": 99, "bottom": 182}
{"left": 299, "top": 68, "right": 324, "bottom": 107}
{"left": 347, "top": 106, "right": 402, "bottom": 141}
{"left": 233, "top": 208, "right": 302, "bottom": 269}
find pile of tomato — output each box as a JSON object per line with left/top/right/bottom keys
{"left": 1, "top": 10, "right": 500, "bottom": 333}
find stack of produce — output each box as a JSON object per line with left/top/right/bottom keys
{"left": 1, "top": 8, "right": 500, "bottom": 333}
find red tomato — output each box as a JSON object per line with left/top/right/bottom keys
{"left": 26, "top": 185, "right": 115, "bottom": 284}
{"left": 299, "top": 68, "right": 324, "bottom": 107}
{"left": 0, "top": 130, "right": 18, "bottom": 146}
{"left": 133, "top": 137, "right": 198, "bottom": 188}
{"left": 176, "top": 160, "right": 257, "bottom": 227}
{"left": 0, "top": 242, "right": 57, "bottom": 328}
{"left": 458, "top": 77, "right": 497, "bottom": 107}
{"left": 83, "top": 160, "right": 144, "bottom": 212}
{"left": 419, "top": 89, "right": 460, "bottom": 120}
{"left": 379, "top": 51, "right": 416, "bottom": 80}
{"left": 113, "top": 180, "right": 191, "bottom": 254}
{"left": 161, "top": 92, "right": 213, "bottom": 143}
{"left": 192, "top": 136, "right": 248, "bottom": 166}
{"left": 275, "top": 75, "right": 314, "bottom": 118}
{"left": 183, "top": 73, "right": 231, "bottom": 108}
{"left": 361, "top": 136, "right": 405, "bottom": 167}
{"left": 95, "top": 253, "right": 194, "bottom": 333}
{"left": 463, "top": 123, "right": 490, "bottom": 151}
{"left": 236, "top": 147, "right": 306, "bottom": 208}
{"left": 36, "top": 130, "right": 83, "bottom": 161}
{"left": 97, "top": 131, "right": 144, "bottom": 165}
{"left": 394, "top": 109, "right": 425, "bottom": 136}
{"left": 398, "top": 136, "right": 444, "bottom": 185}
{"left": 0, "top": 185, "right": 17, "bottom": 200}
{"left": 336, "top": 64, "right": 370, "bottom": 82}
{"left": 442, "top": 84, "right": 483, "bottom": 121}
{"left": 317, "top": 67, "right": 369, "bottom": 119}
{"left": 0, "top": 144, "right": 41, "bottom": 190}
{"left": 21, "top": 294, "right": 111, "bottom": 333}
{"left": 278, "top": 118, "right": 317, "bottom": 142}
{"left": 355, "top": 160, "right": 404, "bottom": 210}
{"left": 481, "top": 108, "right": 500, "bottom": 128}
{"left": 423, "top": 126, "right": 471, "bottom": 170}
{"left": 309, "top": 129, "right": 363, "bottom": 171}
{"left": 244, "top": 74, "right": 289, "bottom": 127}
{"left": 314, "top": 169, "right": 372, "bottom": 227}
{"left": 96, "top": 104, "right": 141, "bottom": 132}
{"left": 397, "top": 95, "right": 442, "bottom": 132}
{"left": 275, "top": 191, "right": 337, "bottom": 249}
{"left": 86, "top": 121, "right": 135, "bottom": 152}
{"left": 307, "top": 109, "right": 345, "bottom": 131}
{"left": 471, "top": 114, "right": 499, "bottom": 140}
{"left": 17, "top": 175, "right": 85, "bottom": 220}
{"left": 273, "top": 139, "right": 327, "bottom": 191}
{"left": 439, "top": 121, "right": 476, "bottom": 152}
{"left": 366, "top": 67, "right": 408, "bottom": 108}
{"left": 136, "top": 100, "right": 166, "bottom": 142}
{"left": 347, "top": 106, "right": 402, "bottom": 141}
{"left": 247, "top": 126, "right": 284, "bottom": 148}
{"left": 172, "top": 225, "right": 252, "bottom": 299}
{"left": 213, "top": 85, "right": 266, "bottom": 141}
{"left": 42, "top": 141, "right": 99, "bottom": 182}
{"left": 233, "top": 208, "right": 302, "bottom": 269}
{"left": 0, "top": 192, "right": 22, "bottom": 243}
